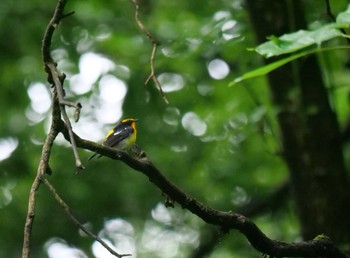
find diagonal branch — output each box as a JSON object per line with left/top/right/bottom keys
{"left": 190, "top": 181, "right": 290, "bottom": 258}
{"left": 42, "top": 178, "right": 131, "bottom": 258}
{"left": 60, "top": 126, "right": 350, "bottom": 258}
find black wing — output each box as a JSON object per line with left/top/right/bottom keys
{"left": 103, "top": 123, "right": 134, "bottom": 147}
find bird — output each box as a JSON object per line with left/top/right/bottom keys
{"left": 88, "top": 118, "right": 138, "bottom": 161}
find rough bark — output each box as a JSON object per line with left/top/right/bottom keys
{"left": 245, "top": 0, "right": 350, "bottom": 244}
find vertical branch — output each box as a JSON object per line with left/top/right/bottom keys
{"left": 130, "top": 0, "right": 169, "bottom": 104}
{"left": 22, "top": 94, "right": 61, "bottom": 258}
{"left": 23, "top": 0, "right": 133, "bottom": 255}
{"left": 41, "top": 0, "right": 84, "bottom": 171}
{"left": 23, "top": 1, "right": 77, "bottom": 257}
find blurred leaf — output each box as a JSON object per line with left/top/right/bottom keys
{"left": 252, "top": 5, "right": 350, "bottom": 58}
{"left": 230, "top": 46, "right": 350, "bottom": 86}
{"left": 230, "top": 51, "right": 309, "bottom": 86}
{"left": 336, "top": 4, "right": 350, "bottom": 25}
{"left": 254, "top": 24, "right": 345, "bottom": 58}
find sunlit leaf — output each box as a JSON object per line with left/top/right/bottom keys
{"left": 253, "top": 5, "right": 350, "bottom": 58}
{"left": 254, "top": 24, "right": 344, "bottom": 58}
{"left": 336, "top": 4, "right": 350, "bottom": 25}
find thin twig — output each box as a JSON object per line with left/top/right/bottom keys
{"left": 60, "top": 100, "right": 81, "bottom": 109}
{"left": 130, "top": 0, "right": 169, "bottom": 104}
{"left": 42, "top": 178, "right": 131, "bottom": 258}
{"left": 41, "top": 0, "right": 84, "bottom": 171}
{"left": 46, "top": 63, "right": 84, "bottom": 171}
{"left": 60, "top": 101, "right": 82, "bottom": 122}
{"left": 145, "top": 44, "right": 166, "bottom": 101}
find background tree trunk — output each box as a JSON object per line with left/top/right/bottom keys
{"left": 245, "top": 0, "right": 350, "bottom": 244}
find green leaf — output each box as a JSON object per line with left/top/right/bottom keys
{"left": 336, "top": 4, "right": 350, "bottom": 25}
{"left": 230, "top": 46, "right": 350, "bottom": 86}
{"left": 255, "top": 24, "right": 343, "bottom": 58}
{"left": 230, "top": 50, "right": 310, "bottom": 86}
{"left": 253, "top": 5, "right": 350, "bottom": 59}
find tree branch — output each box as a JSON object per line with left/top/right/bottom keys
{"left": 60, "top": 126, "right": 349, "bottom": 258}
{"left": 42, "top": 0, "right": 84, "bottom": 171}
{"left": 190, "top": 181, "right": 290, "bottom": 258}
{"left": 129, "top": 0, "right": 169, "bottom": 104}
{"left": 22, "top": 93, "right": 61, "bottom": 258}
{"left": 22, "top": 1, "right": 84, "bottom": 257}
{"left": 46, "top": 63, "right": 84, "bottom": 171}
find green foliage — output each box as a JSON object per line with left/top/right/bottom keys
{"left": 231, "top": 4, "right": 350, "bottom": 85}
{"left": 256, "top": 24, "right": 344, "bottom": 58}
